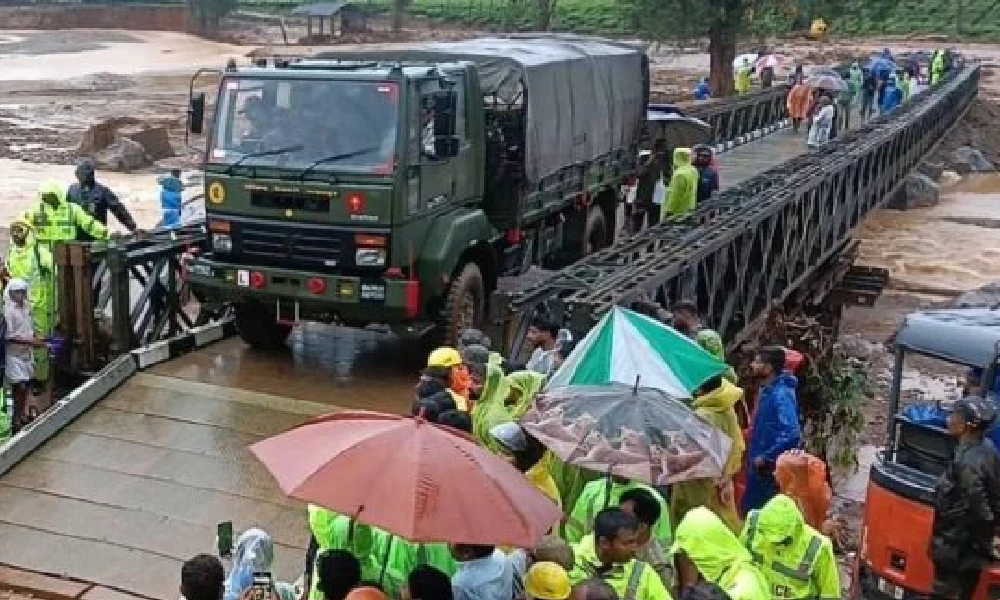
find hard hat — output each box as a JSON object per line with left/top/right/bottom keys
{"left": 344, "top": 587, "right": 387, "bottom": 600}
{"left": 525, "top": 562, "right": 571, "bottom": 600}
{"left": 427, "top": 346, "right": 462, "bottom": 368}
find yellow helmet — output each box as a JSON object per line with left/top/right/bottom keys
{"left": 427, "top": 346, "right": 462, "bottom": 368}
{"left": 524, "top": 562, "right": 571, "bottom": 600}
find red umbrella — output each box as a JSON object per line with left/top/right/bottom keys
{"left": 250, "top": 410, "right": 562, "bottom": 547}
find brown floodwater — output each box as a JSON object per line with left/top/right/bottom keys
{"left": 858, "top": 174, "right": 1000, "bottom": 296}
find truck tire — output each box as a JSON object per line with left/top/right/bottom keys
{"left": 441, "top": 262, "right": 485, "bottom": 347}
{"left": 583, "top": 205, "right": 609, "bottom": 256}
{"left": 235, "top": 301, "right": 292, "bottom": 351}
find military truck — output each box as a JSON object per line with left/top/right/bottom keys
{"left": 186, "top": 35, "right": 651, "bottom": 349}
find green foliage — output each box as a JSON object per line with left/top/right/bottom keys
{"left": 190, "top": 0, "right": 238, "bottom": 30}
{"left": 799, "top": 353, "right": 869, "bottom": 473}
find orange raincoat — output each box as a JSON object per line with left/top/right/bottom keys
{"left": 774, "top": 451, "right": 832, "bottom": 531}
{"left": 787, "top": 83, "right": 813, "bottom": 121}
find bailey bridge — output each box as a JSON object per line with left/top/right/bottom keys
{"left": 0, "top": 65, "right": 979, "bottom": 599}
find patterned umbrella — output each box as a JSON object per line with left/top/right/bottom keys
{"left": 521, "top": 384, "right": 733, "bottom": 485}
{"left": 805, "top": 73, "right": 848, "bottom": 92}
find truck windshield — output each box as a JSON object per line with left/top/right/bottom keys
{"left": 209, "top": 77, "right": 398, "bottom": 173}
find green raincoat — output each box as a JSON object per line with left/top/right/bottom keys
{"left": 663, "top": 148, "right": 698, "bottom": 219}
{"left": 472, "top": 362, "right": 513, "bottom": 453}
{"left": 671, "top": 380, "right": 745, "bottom": 533}
{"left": 370, "top": 531, "right": 457, "bottom": 598}
{"left": 6, "top": 218, "right": 54, "bottom": 382}
{"left": 307, "top": 506, "right": 380, "bottom": 599}
{"left": 672, "top": 507, "right": 770, "bottom": 600}
{"left": 741, "top": 494, "right": 840, "bottom": 600}
{"left": 505, "top": 370, "right": 546, "bottom": 419}
{"left": 565, "top": 479, "right": 672, "bottom": 549}
{"left": 696, "top": 328, "right": 738, "bottom": 383}
{"left": 847, "top": 64, "right": 863, "bottom": 107}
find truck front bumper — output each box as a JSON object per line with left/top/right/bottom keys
{"left": 188, "top": 257, "right": 421, "bottom": 326}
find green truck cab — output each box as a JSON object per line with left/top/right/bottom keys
{"left": 187, "top": 35, "right": 650, "bottom": 349}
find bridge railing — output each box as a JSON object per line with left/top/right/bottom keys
{"left": 686, "top": 85, "right": 790, "bottom": 147}
{"left": 493, "top": 65, "right": 980, "bottom": 357}
{"left": 54, "top": 224, "right": 229, "bottom": 374}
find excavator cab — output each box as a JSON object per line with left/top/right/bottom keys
{"left": 854, "top": 309, "right": 1000, "bottom": 600}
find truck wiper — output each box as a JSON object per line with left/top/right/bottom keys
{"left": 225, "top": 144, "right": 304, "bottom": 176}
{"left": 297, "top": 146, "right": 379, "bottom": 181}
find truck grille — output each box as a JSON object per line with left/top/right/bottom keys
{"left": 238, "top": 222, "right": 344, "bottom": 270}
{"left": 250, "top": 190, "right": 330, "bottom": 213}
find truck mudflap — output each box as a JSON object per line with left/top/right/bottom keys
{"left": 188, "top": 257, "right": 420, "bottom": 323}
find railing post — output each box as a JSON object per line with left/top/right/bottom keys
{"left": 107, "top": 244, "right": 132, "bottom": 355}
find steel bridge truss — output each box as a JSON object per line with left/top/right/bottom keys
{"left": 495, "top": 66, "right": 981, "bottom": 354}
{"left": 56, "top": 225, "right": 222, "bottom": 372}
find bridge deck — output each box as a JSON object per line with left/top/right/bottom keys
{"left": 0, "top": 328, "right": 416, "bottom": 599}
{"left": 0, "top": 111, "right": 872, "bottom": 599}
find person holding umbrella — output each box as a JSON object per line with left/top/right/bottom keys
{"left": 568, "top": 508, "right": 674, "bottom": 600}
{"left": 491, "top": 422, "right": 563, "bottom": 508}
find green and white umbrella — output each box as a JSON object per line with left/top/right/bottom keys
{"left": 547, "top": 306, "right": 728, "bottom": 398}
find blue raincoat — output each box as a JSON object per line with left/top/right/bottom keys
{"left": 158, "top": 174, "right": 183, "bottom": 229}
{"left": 880, "top": 78, "right": 903, "bottom": 114}
{"left": 742, "top": 372, "right": 801, "bottom": 514}
{"left": 225, "top": 529, "right": 296, "bottom": 600}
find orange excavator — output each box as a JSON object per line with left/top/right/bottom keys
{"left": 852, "top": 309, "right": 1000, "bottom": 599}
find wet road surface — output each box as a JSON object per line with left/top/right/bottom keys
{"left": 0, "top": 325, "right": 419, "bottom": 599}
{"left": 0, "top": 121, "right": 860, "bottom": 598}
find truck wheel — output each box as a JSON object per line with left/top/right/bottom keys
{"left": 235, "top": 301, "right": 292, "bottom": 351}
{"left": 442, "top": 262, "right": 485, "bottom": 347}
{"left": 582, "top": 206, "right": 609, "bottom": 256}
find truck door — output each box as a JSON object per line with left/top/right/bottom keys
{"left": 410, "top": 77, "right": 469, "bottom": 214}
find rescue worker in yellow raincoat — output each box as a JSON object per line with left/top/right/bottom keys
{"left": 931, "top": 50, "right": 945, "bottom": 87}
{"left": 735, "top": 58, "right": 753, "bottom": 95}
{"left": 4, "top": 218, "right": 54, "bottom": 385}
{"left": 305, "top": 505, "right": 380, "bottom": 600}
{"left": 569, "top": 508, "right": 674, "bottom": 600}
{"left": 671, "top": 507, "right": 770, "bottom": 600}
{"left": 424, "top": 347, "right": 472, "bottom": 412}
{"left": 20, "top": 181, "right": 108, "bottom": 385}
{"left": 740, "top": 494, "right": 841, "bottom": 600}
{"left": 671, "top": 376, "right": 745, "bottom": 533}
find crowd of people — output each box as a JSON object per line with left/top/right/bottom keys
{"left": 0, "top": 158, "right": 184, "bottom": 439}
{"left": 176, "top": 295, "right": 846, "bottom": 600}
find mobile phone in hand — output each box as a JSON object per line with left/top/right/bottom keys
{"left": 251, "top": 572, "right": 273, "bottom": 600}
{"left": 217, "top": 521, "right": 234, "bottom": 558}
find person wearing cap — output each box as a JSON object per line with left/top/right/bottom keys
{"left": 525, "top": 562, "right": 571, "bottom": 600}
{"left": 67, "top": 158, "right": 139, "bottom": 239}
{"left": 671, "top": 508, "right": 769, "bottom": 600}
{"left": 24, "top": 180, "right": 109, "bottom": 247}
{"left": 931, "top": 395, "right": 1000, "bottom": 600}
{"left": 425, "top": 347, "right": 472, "bottom": 412}
{"left": 568, "top": 508, "right": 673, "bottom": 600}
{"left": 5, "top": 217, "right": 54, "bottom": 388}
{"left": 739, "top": 494, "right": 839, "bottom": 600}
{"left": 490, "top": 422, "right": 562, "bottom": 508}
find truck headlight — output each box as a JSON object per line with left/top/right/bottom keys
{"left": 212, "top": 233, "right": 233, "bottom": 253}
{"left": 355, "top": 248, "right": 386, "bottom": 267}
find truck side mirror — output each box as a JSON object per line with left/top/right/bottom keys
{"left": 189, "top": 92, "right": 206, "bottom": 135}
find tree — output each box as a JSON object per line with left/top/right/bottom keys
{"left": 626, "top": 0, "right": 797, "bottom": 97}
{"left": 188, "top": 0, "right": 236, "bottom": 34}
{"left": 391, "top": 0, "right": 406, "bottom": 32}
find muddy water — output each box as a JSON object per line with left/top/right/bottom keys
{"left": 858, "top": 174, "right": 1000, "bottom": 296}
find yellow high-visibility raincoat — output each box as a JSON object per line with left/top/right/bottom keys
{"left": 5, "top": 218, "right": 54, "bottom": 381}
{"left": 671, "top": 507, "right": 770, "bottom": 600}
{"left": 569, "top": 534, "right": 675, "bottom": 600}
{"left": 671, "top": 380, "right": 745, "bottom": 533}
{"left": 740, "top": 494, "right": 841, "bottom": 600}
{"left": 565, "top": 479, "right": 672, "bottom": 549}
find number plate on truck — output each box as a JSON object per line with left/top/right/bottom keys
{"left": 360, "top": 282, "right": 386, "bottom": 303}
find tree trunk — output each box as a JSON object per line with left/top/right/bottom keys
{"left": 391, "top": 0, "right": 405, "bottom": 32}
{"left": 535, "top": 0, "right": 556, "bottom": 30}
{"left": 709, "top": 23, "right": 737, "bottom": 97}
